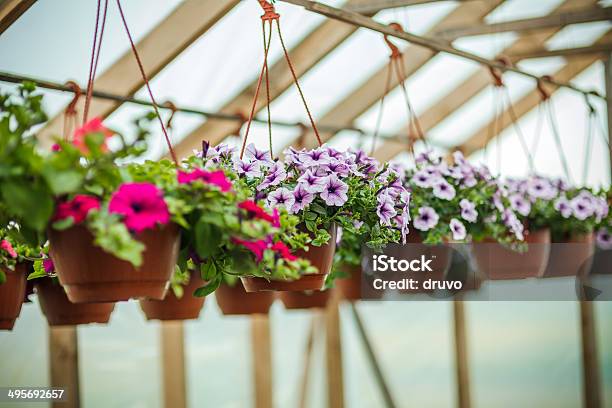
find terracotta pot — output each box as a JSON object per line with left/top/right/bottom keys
{"left": 35, "top": 279, "right": 115, "bottom": 326}
{"left": 335, "top": 264, "right": 384, "bottom": 301}
{"left": 241, "top": 225, "right": 337, "bottom": 292}
{"left": 278, "top": 289, "right": 331, "bottom": 309}
{"left": 49, "top": 224, "right": 180, "bottom": 303}
{"left": 0, "top": 264, "right": 27, "bottom": 330}
{"left": 139, "top": 273, "right": 206, "bottom": 321}
{"left": 215, "top": 283, "right": 274, "bottom": 315}
{"left": 543, "top": 232, "right": 595, "bottom": 278}
{"left": 471, "top": 228, "right": 551, "bottom": 280}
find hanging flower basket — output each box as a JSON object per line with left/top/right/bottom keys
{"left": 278, "top": 288, "right": 332, "bottom": 309}
{"left": 49, "top": 224, "right": 180, "bottom": 303}
{"left": 241, "top": 225, "right": 337, "bottom": 292}
{"left": 543, "top": 232, "right": 595, "bottom": 278}
{"left": 139, "top": 272, "right": 206, "bottom": 321}
{"left": 0, "top": 264, "right": 27, "bottom": 331}
{"left": 471, "top": 228, "right": 551, "bottom": 280}
{"left": 215, "top": 282, "right": 275, "bottom": 315}
{"left": 35, "top": 278, "right": 115, "bottom": 326}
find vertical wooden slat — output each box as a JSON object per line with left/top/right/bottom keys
{"left": 49, "top": 326, "right": 80, "bottom": 408}
{"left": 160, "top": 321, "right": 187, "bottom": 408}
{"left": 605, "top": 53, "right": 612, "bottom": 180}
{"left": 326, "top": 295, "right": 344, "bottom": 408}
{"left": 298, "top": 314, "right": 320, "bottom": 408}
{"left": 252, "top": 314, "right": 273, "bottom": 408}
{"left": 579, "top": 301, "right": 601, "bottom": 408}
{"left": 453, "top": 300, "right": 471, "bottom": 408}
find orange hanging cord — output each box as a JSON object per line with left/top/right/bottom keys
{"left": 63, "top": 81, "right": 82, "bottom": 141}
{"left": 240, "top": 0, "right": 322, "bottom": 160}
{"left": 371, "top": 22, "right": 426, "bottom": 156}
{"left": 115, "top": 0, "right": 178, "bottom": 165}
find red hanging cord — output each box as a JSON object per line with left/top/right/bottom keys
{"left": 83, "top": 0, "right": 108, "bottom": 124}
{"left": 240, "top": 0, "right": 322, "bottom": 160}
{"left": 115, "top": 0, "right": 178, "bottom": 165}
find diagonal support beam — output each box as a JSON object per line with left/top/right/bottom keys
{"left": 508, "top": 43, "right": 612, "bottom": 60}
{"left": 278, "top": 0, "right": 504, "bottom": 152}
{"left": 171, "top": 0, "right": 370, "bottom": 159}
{"left": 0, "top": 0, "right": 36, "bottom": 35}
{"left": 347, "top": 0, "right": 486, "bottom": 15}
{"left": 37, "top": 0, "right": 240, "bottom": 147}
{"left": 373, "top": 0, "right": 599, "bottom": 162}
{"left": 436, "top": 7, "right": 612, "bottom": 39}
{"left": 457, "top": 53, "right": 603, "bottom": 157}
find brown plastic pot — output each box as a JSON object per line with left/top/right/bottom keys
{"left": 471, "top": 228, "right": 551, "bottom": 280}
{"left": 139, "top": 273, "right": 206, "bottom": 321}
{"left": 0, "top": 264, "right": 27, "bottom": 330}
{"left": 49, "top": 224, "right": 180, "bottom": 303}
{"left": 241, "top": 225, "right": 337, "bottom": 292}
{"left": 215, "top": 283, "right": 274, "bottom": 315}
{"left": 543, "top": 232, "right": 595, "bottom": 278}
{"left": 335, "top": 264, "right": 384, "bottom": 301}
{"left": 35, "top": 278, "right": 115, "bottom": 326}
{"left": 278, "top": 289, "right": 332, "bottom": 309}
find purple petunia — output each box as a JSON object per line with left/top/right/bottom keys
{"left": 298, "top": 147, "right": 331, "bottom": 167}
{"left": 570, "top": 194, "right": 595, "bottom": 220}
{"left": 450, "top": 218, "right": 467, "bottom": 241}
{"left": 268, "top": 187, "right": 295, "bottom": 210}
{"left": 509, "top": 193, "right": 531, "bottom": 217}
{"left": 297, "top": 170, "right": 326, "bottom": 193}
{"left": 233, "top": 159, "right": 262, "bottom": 178}
{"left": 377, "top": 198, "right": 397, "bottom": 226}
{"left": 502, "top": 208, "right": 524, "bottom": 241}
{"left": 245, "top": 143, "right": 273, "bottom": 167}
{"left": 596, "top": 227, "right": 612, "bottom": 250}
{"left": 460, "top": 199, "right": 478, "bottom": 223}
{"left": 413, "top": 206, "right": 439, "bottom": 231}
{"left": 554, "top": 196, "right": 572, "bottom": 218}
{"left": 432, "top": 179, "right": 456, "bottom": 200}
{"left": 320, "top": 174, "right": 349, "bottom": 206}
{"left": 258, "top": 162, "right": 287, "bottom": 191}
{"left": 290, "top": 184, "right": 315, "bottom": 214}
{"left": 412, "top": 170, "right": 435, "bottom": 188}
{"left": 527, "top": 177, "right": 557, "bottom": 201}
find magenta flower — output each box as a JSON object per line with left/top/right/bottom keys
{"left": 450, "top": 218, "right": 466, "bottom": 241}
{"left": 232, "top": 237, "right": 268, "bottom": 262}
{"left": 0, "top": 240, "right": 17, "bottom": 258}
{"left": 270, "top": 241, "right": 297, "bottom": 261}
{"left": 290, "top": 184, "right": 315, "bottom": 214}
{"left": 320, "top": 174, "right": 349, "bottom": 206}
{"left": 43, "top": 258, "right": 55, "bottom": 274}
{"left": 268, "top": 187, "right": 295, "bottom": 210}
{"left": 178, "top": 169, "right": 232, "bottom": 192}
{"left": 413, "top": 206, "right": 439, "bottom": 231}
{"left": 54, "top": 195, "right": 101, "bottom": 224}
{"left": 109, "top": 183, "right": 170, "bottom": 233}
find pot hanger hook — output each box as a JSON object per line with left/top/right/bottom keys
{"left": 258, "top": 0, "right": 280, "bottom": 21}
{"left": 64, "top": 80, "right": 82, "bottom": 115}
{"left": 383, "top": 22, "right": 404, "bottom": 59}
{"left": 536, "top": 75, "right": 552, "bottom": 101}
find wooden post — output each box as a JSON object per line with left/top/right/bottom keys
{"left": 453, "top": 300, "right": 471, "bottom": 408}
{"left": 579, "top": 301, "right": 602, "bottom": 408}
{"left": 49, "top": 326, "right": 80, "bottom": 408}
{"left": 252, "top": 314, "right": 273, "bottom": 408}
{"left": 299, "top": 314, "right": 320, "bottom": 408}
{"left": 605, "top": 53, "right": 612, "bottom": 181}
{"left": 160, "top": 321, "right": 187, "bottom": 408}
{"left": 326, "top": 294, "right": 344, "bottom": 408}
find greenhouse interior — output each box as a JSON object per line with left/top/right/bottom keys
{"left": 0, "top": 0, "right": 612, "bottom": 407}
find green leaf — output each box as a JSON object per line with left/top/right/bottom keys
{"left": 194, "top": 220, "right": 222, "bottom": 259}
{"left": 193, "top": 275, "right": 221, "bottom": 297}
{"left": 0, "top": 179, "right": 53, "bottom": 232}
{"left": 42, "top": 167, "right": 84, "bottom": 195}
{"left": 0, "top": 270, "right": 6, "bottom": 284}
{"left": 52, "top": 217, "right": 74, "bottom": 231}
{"left": 200, "top": 259, "right": 217, "bottom": 281}
{"left": 28, "top": 260, "right": 48, "bottom": 280}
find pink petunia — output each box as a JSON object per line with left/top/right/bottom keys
{"left": 0, "top": 240, "right": 17, "bottom": 258}
{"left": 72, "top": 117, "right": 114, "bottom": 154}
{"left": 270, "top": 241, "right": 297, "bottom": 261}
{"left": 54, "top": 195, "right": 101, "bottom": 224}
{"left": 43, "top": 258, "right": 55, "bottom": 274}
{"left": 177, "top": 168, "right": 232, "bottom": 192}
{"left": 232, "top": 237, "right": 268, "bottom": 262}
{"left": 109, "top": 183, "right": 170, "bottom": 233}
{"left": 239, "top": 200, "right": 277, "bottom": 225}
